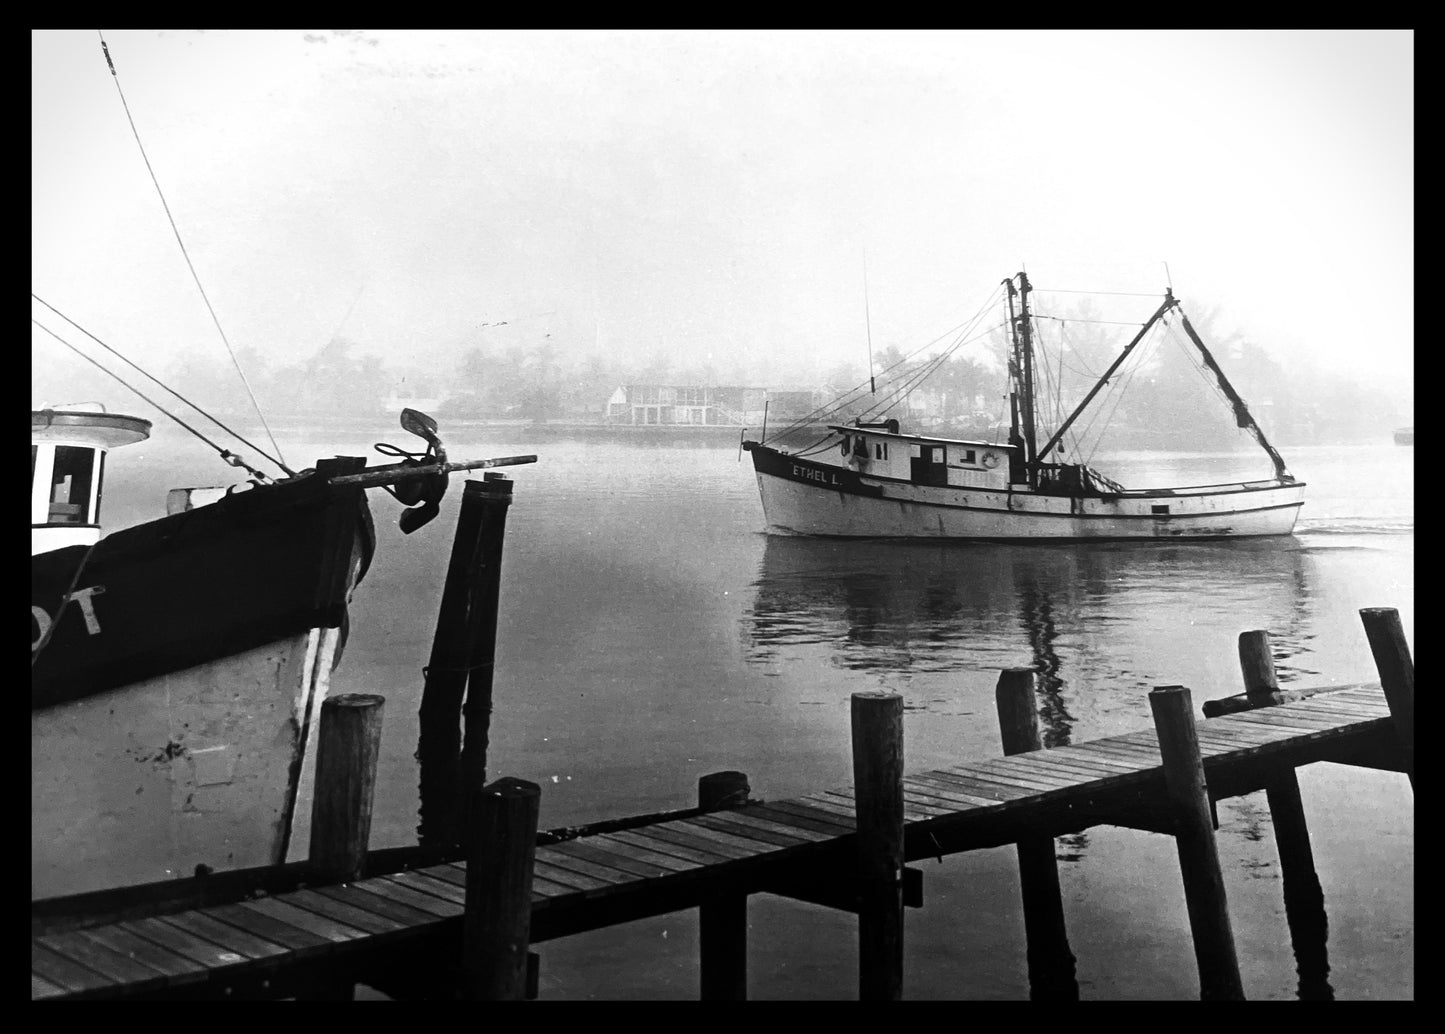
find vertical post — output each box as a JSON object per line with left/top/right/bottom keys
{"left": 995, "top": 669, "right": 1078, "bottom": 1001}
{"left": 417, "top": 479, "right": 489, "bottom": 847}
{"left": 459, "top": 474, "right": 515, "bottom": 801}
{"left": 851, "top": 690, "right": 904, "bottom": 1001}
{"left": 296, "top": 693, "right": 384, "bottom": 1001}
{"left": 1236, "top": 631, "right": 1331, "bottom": 1000}
{"left": 698, "top": 771, "right": 750, "bottom": 1000}
{"left": 462, "top": 776, "right": 541, "bottom": 1000}
{"left": 1149, "top": 685, "right": 1245, "bottom": 1001}
{"left": 309, "top": 694, "right": 386, "bottom": 883}
{"left": 1359, "top": 608, "right": 1414, "bottom": 787}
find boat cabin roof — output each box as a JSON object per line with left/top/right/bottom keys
{"left": 827, "top": 424, "right": 1017, "bottom": 452}
{"left": 32, "top": 409, "right": 152, "bottom": 450}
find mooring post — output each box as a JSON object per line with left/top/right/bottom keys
{"left": 295, "top": 693, "right": 386, "bottom": 1001}
{"left": 995, "top": 669, "right": 1078, "bottom": 1001}
{"left": 461, "top": 776, "right": 541, "bottom": 1000}
{"left": 309, "top": 693, "right": 386, "bottom": 882}
{"left": 1359, "top": 608, "right": 1414, "bottom": 787}
{"left": 417, "top": 474, "right": 516, "bottom": 848}
{"left": 458, "top": 474, "right": 515, "bottom": 802}
{"left": 416, "top": 478, "right": 490, "bottom": 847}
{"left": 698, "top": 771, "right": 751, "bottom": 1000}
{"left": 1149, "top": 685, "right": 1245, "bottom": 1001}
{"left": 852, "top": 690, "right": 904, "bottom": 1001}
{"left": 1235, "top": 630, "right": 1331, "bottom": 999}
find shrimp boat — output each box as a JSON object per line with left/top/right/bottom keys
{"left": 742, "top": 271, "right": 1305, "bottom": 540}
{"left": 31, "top": 403, "right": 533, "bottom": 900}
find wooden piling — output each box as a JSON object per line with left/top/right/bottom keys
{"left": 995, "top": 669, "right": 1078, "bottom": 1001}
{"left": 458, "top": 474, "right": 515, "bottom": 799}
{"left": 461, "top": 776, "right": 541, "bottom": 1000}
{"left": 416, "top": 473, "right": 515, "bottom": 848}
{"left": 294, "top": 693, "right": 385, "bottom": 1000}
{"left": 309, "top": 694, "right": 386, "bottom": 883}
{"left": 1359, "top": 608, "right": 1413, "bottom": 787}
{"left": 1149, "top": 685, "right": 1245, "bottom": 1001}
{"left": 851, "top": 691, "right": 904, "bottom": 1001}
{"left": 698, "top": 771, "right": 751, "bottom": 1001}
{"left": 1234, "top": 631, "right": 1331, "bottom": 998}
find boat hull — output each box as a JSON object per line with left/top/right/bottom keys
{"left": 749, "top": 445, "right": 1304, "bottom": 540}
{"left": 31, "top": 469, "right": 372, "bottom": 900}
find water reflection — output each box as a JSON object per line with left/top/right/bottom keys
{"left": 747, "top": 535, "right": 1315, "bottom": 688}
{"left": 746, "top": 534, "right": 1335, "bottom": 999}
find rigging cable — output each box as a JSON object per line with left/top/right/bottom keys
{"left": 97, "top": 31, "right": 290, "bottom": 473}
{"left": 32, "top": 294, "right": 294, "bottom": 477}
{"left": 33, "top": 318, "right": 278, "bottom": 484}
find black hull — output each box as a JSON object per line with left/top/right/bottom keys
{"left": 32, "top": 470, "right": 374, "bottom": 711}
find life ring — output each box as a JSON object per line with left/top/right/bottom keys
{"left": 982, "top": 452, "right": 1000, "bottom": 469}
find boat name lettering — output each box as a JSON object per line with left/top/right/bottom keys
{"left": 791, "top": 465, "right": 843, "bottom": 487}
{"left": 31, "top": 585, "right": 106, "bottom": 651}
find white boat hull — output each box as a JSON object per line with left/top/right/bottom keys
{"left": 31, "top": 626, "right": 340, "bottom": 900}
{"left": 752, "top": 451, "right": 1304, "bottom": 540}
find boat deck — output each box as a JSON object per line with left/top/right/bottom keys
{"left": 32, "top": 683, "right": 1400, "bottom": 1000}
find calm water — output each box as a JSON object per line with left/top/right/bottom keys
{"left": 103, "top": 427, "right": 1414, "bottom": 999}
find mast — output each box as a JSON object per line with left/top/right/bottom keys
{"left": 1003, "top": 272, "right": 1040, "bottom": 487}
{"left": 1017, "top": 272, "right": 1039, "bottom": 483}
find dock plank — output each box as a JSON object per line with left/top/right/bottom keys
{"left": 586, "top": 832, "right": 708, "bottom": 873}
{"left": 340, "top": 877, "right": 463, "bottom": 919}
{"left": 532, "top": 858, "right": 629, "bottom": 894}
{"left": 31, "top": 973, "right": 67, "bottom": 999}
{"left": 33, "top": 942, "right": 113, "bottom": 995}
{"left": 156, "top": 910, "right": 290, "bottom": 961}
{"left": 747, "top": 802, "right": 858, "bottom": 835}
{"left": 78, "top": 923, "right": 209, "bottom": 981}
{"left": 636, "top": 822, "right": 763, "bottom": 861}
{"left": 36, "top": 931, "right": 164, "bottom": 990}
{"left": 384, "top": 870, "right": 469, "bottom": 905}
{"left": 310, "top": 885, "right": 447, "bottom": 930}
{"left": 606, "top": 827, "right": 741, "bottom": 865}
{"left": 282, "top": 888, "right": 409, "bottom": 936}
{"left": 546, "top": 838, "right": 679, "bottom": 879}
{"left": 126, "top": 913, "right": 278, "bottom": 966}
{"left": 238, "top": 896, "right": 368, "bottom": 943}
{"left": 686, "top": 813, "right": 816, "bottom": 848}
{"left": 700, "top": 808, "right": 836, "bottom": 843}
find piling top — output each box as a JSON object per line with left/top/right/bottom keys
{"left": 324, "top": 693, "right": 387, "bottom": 710}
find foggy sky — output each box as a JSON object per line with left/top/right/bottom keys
{"left": 32, "top": 30, "right": 1413, "bottom": 404}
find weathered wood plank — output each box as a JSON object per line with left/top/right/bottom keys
{"left": 642, "top": 822, "right": 766, "bottom": 861}
{"left": 1052, "top": 744, "right": 1157, "bottom": 772}
{"left": 748, "top": 802, "right": 857, "bottom": 835}
{"left": 425, "top": 861, "right": 558, "bottom": 902}
{"left": 530, "top": 859, "right": 618, "bottom": 894}
{"left": 342, "top": 878, "right": 464, "bottom": 918}
{"left": 536, "top": 848, "right": 649, "bottom": 886}
{"left": 154, "top": 910, "right": 289, "bottom": 961}
{"left": 901, "top": 777, "right": 996, "bottom": 809}
{"left": 31, "top": 972, "right": 67, "bottom": 999}
{"left": 686, "top": 813, "right": 814, "bottom": 848}
{"left": 586, "top": 832, "right": 707, "bottom": 873}
{"left": 32, "top": 942, "right": 112, "bottom": 994}
{"left": 385, "top": 870, "right": 469, "bottom": 905}
{"left": 607, "top": 827, "right": 738, "bottom": 866}
{"left": 938, "top": 765, "right": 1068, "bottom": 796}
{"left": 238, "top": 896, "right": 367, "bottom": 943}
{"left": 906, "top": 772, "right": 1010, "bottom": 807}
{"left": 701, "top": 807, "right": 836, "bottom": 843}
{"left": 311, "top": 884, "right": 449, "bottom": 928}
{"left": 967, "top": 756, "right": 1103, "bottom": 789}
{"left": 915, "top": 770, "right": 1035, "bottom": 803}
{"left": 282, "top": 888, "right": 408, "bottom": 936}
{"left": 547, "top": 838, "right": 680, "bottom": 879}
{"left": 36, "top": 931, "right": 163, "bottom": 990}
{"left": 794, "top": 793, "right": 859, "bottom": 819}
{"left": 132, "top": 912, "right": 289, "bottom": 965}
{"left": 78, "top": 923, "right": 209, "bottom": 980}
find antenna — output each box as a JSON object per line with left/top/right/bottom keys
{"left": 1164, "top": 261, "right": 1174, "bottom": 293}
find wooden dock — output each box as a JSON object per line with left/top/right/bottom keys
{"left": 32, "top": 673, "right": 1408, "bottom": 1001}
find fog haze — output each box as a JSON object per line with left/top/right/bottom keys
{"left": 33, "top": 29, "right": 1413, "bottom": 417}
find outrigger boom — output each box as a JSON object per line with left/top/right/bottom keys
{"left": 329, "top": 454, "right": 539, "bottom": 490}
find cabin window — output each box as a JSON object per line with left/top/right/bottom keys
{"left": 961, "top": 448, "right": 976, "bottom": 464}
{"left": 49, "top": 446, "right": 96, "bottom": 524}
{"left": 1151, "top": 504, "right": 1170, "bottom": 515}
{"left": 931, "top": 447, "right": 944, "bottom": 464}
{"left": 875, "top": 442, "right": 888, "bottom": 460}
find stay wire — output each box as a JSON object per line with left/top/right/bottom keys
{"left": 33, "top": 318, "right": 276, "bottom": 483}
{"left": 98, "top": 31, "right": 290, "bottom": 473}
{"left": 32, "top": 293, "right": 294, "bottom": 477}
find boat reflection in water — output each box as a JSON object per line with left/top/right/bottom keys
{"left": 745, "top": 532, "right": 1333, "bottom": 997}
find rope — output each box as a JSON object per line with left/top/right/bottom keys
{"left": 98, "top": 31, "right": 290, "bottom": 473}
{"left": 32, "top": 294, "right": 294, "bottom": 477}
{"left": 33, "top": 319, "right": 276, "bottom": 483}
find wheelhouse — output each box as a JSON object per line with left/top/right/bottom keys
{"left": 32, "top": 407, "right": 151, "bottom": 555}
